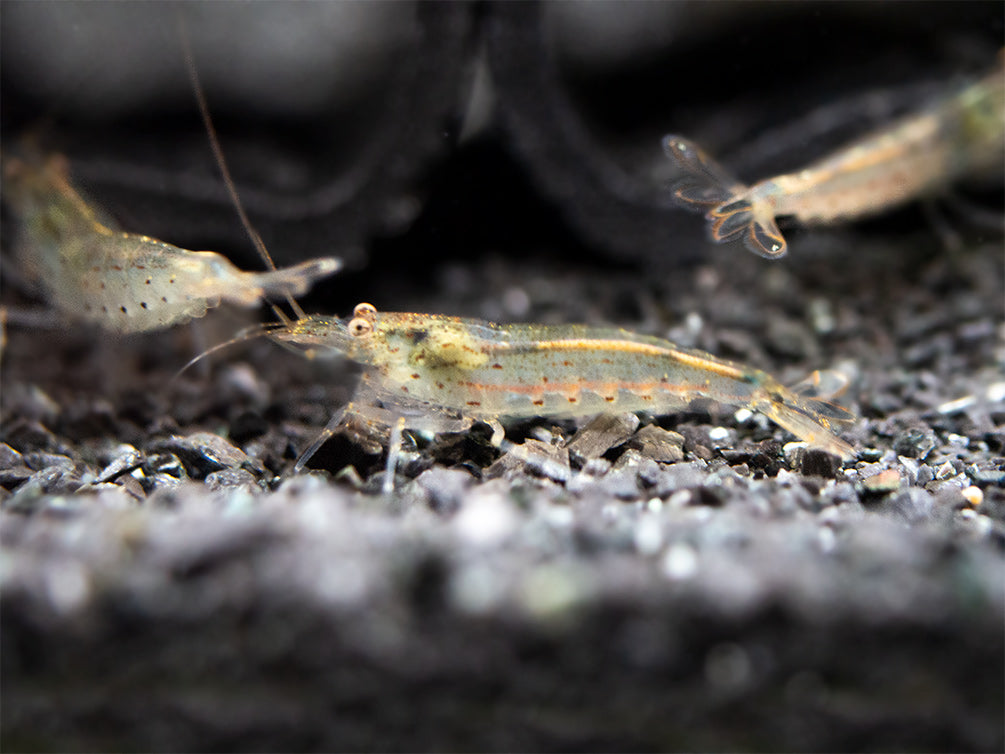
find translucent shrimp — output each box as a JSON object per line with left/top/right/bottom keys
{"left": 664, "top": 54, "right": 1005, "bottom": 258}
{"left": 273, "top": 303, "right": 856, "bottom": 482}
{"left": 1, "top": 151, "right": 340, "bottom": 333}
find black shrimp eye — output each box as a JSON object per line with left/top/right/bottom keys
{"left": 348, "top": 317, "right": 372, "bottom": 337}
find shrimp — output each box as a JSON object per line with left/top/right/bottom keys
{"left": 664, "top": 53, "right": 1005, "bottom": 258}
{"left": 272, "top": 303, "right": 856, "bottom": 485}
{"left": 1, "top": 151, "right": 340, "bottom": 333}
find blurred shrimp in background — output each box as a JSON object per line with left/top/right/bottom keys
{"left": 1, "top": 2, "right": 480, "bottom": 274}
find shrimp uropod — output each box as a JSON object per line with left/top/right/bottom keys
{"left": 2, "top": 151, "right": 340, "bottom": 333}
{"left": 274, "top": 302, "right": 856, "bottom": 481}
{"left": 664, "top": 53, "right": 1005, "bottom": 258}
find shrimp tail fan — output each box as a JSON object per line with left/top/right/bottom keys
{"left": 757, "top": 375, "right": 857, "bottom": 460}
{"left": 663, "top": 135, "right": 742, "bottom": 209}
{"left": 708, "top": 199, "right": 787, "bottom": 258}
{"left": 663, "top": 134, "right": 787, "bottom": 258}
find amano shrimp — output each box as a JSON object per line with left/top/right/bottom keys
{"left": 1, "top": 150, "right": 340, "bottom": 333}
{"left": 664, "top": 53, "right": 1005, "bottom": 258}
{"left": 272, "top": 303, "right": 856, "bottom": 481}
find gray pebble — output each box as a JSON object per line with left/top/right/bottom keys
{"left": 22, "top": 452, "right": 76, "bottom": 472}
{"left": 566, "top": 413, "right": 639, "bottom": 463}
{"left": 94, "top": 445, "right": 143, "bottom": 484}
{"left": 205, "top": 468, "right": 263, "bottom": 494}
{"left": 0, "top": 443, "right": 25, "bottom": 470}
{"left": 486, "top": 439, "right": 570, "bottom": 483}
{"left": 147, "top": 433, "right": 263, "bottom": 478}
{"left": 893, "top": 429, "right": 936, "bottom": 460}
{"left": 624, "top": 425, "right": 685, "bottom": 463}
{"left": 799, "top": 448, "right": 842, "bottom": 478}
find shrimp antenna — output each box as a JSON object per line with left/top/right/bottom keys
{"left": 176, "top": 12, "right": 307, "bottom": 322}
{"left": 171, "top": 321, "right": 286, "bottom": 383}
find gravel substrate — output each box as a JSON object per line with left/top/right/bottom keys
{"left": 3, "top": 228, "right": 1003, "bottom": 751}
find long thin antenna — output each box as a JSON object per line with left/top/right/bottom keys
{"left": 176, "top": 11, "right": 307, "bottom": 321}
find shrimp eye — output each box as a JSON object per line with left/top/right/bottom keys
{"left": 348, "top": 317, "right": 373, "bottom": 337}
{"left": 353, "top": 302, "right": 378, "bottom": 322}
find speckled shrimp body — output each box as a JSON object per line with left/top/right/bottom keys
{"left": 664, "top": 53, "right": 1005, "bottom": 258}
{"left": 275, "top": 303, "right": 856, "bottom": 474}
{"left": 2, "top": 152, "right": 340, "bottom": 333}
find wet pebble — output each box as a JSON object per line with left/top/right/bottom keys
{"left": 0, "top": 443, "right": 25, "bottom": 469}
{"left": 625, "top": 425, "right": 685, "bottom": 463}
{"left": 566, "top": 413, "right": 639, "bottom": 463}
{"left": 0, "top": 465, "right": 34, "bottom": 490}
{"left": 147, "top": 433, "right": 263, "bottom": 478}
{"left": 486, "top": 439, "right": 570, "bottom": 483}
{"left": 893, "top": 428, "right": 937, "bottom": 460}
{"left": 0, "top": 422, "right": 61, "bottom": 460}
{"left": 205, "top": 468, "right": 263, "bottom": 494}
{"left": 680, "top": 427, "right": 715, "bottom": 461}
{"left": 93, "top": 445, "right": 142, "bottom": 484}
{"left": 860, "top": 468, "right": 902, "bottom": 496}
{"left": 798, "top": 448, "right": 842, "bottom": 478}
{"left": 0, "top": 444, "right": 33, "bottom": 489}
{"left": 967, "top": 463, "right": 1005, "bottom": 487}
{"left": 144, "top": 453, "right": 188, "bottom": 481}
{"left": 21, "top": 452, "right": 76, "bottom": 472}
{"left": 4, "top": 466, "right": 85, "bottom": 510}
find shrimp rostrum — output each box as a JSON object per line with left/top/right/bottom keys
{"left": 2, "top": 151, "right": 340, "bottom": 333}
{"left": 664, "top": 53, "right": 1005, "bottom": 258}
{"left": 275, "top": 303, "right": 856, "bottom": 478}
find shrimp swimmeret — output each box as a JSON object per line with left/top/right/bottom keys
{"left": 270, "top": 303, "right": 856, "bottom": 484}
{"left": 664, "top": 54, "right": 1005, "bottom": 258}
{"left": 1, "top": 152, "right": 340, "bottom": 333}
